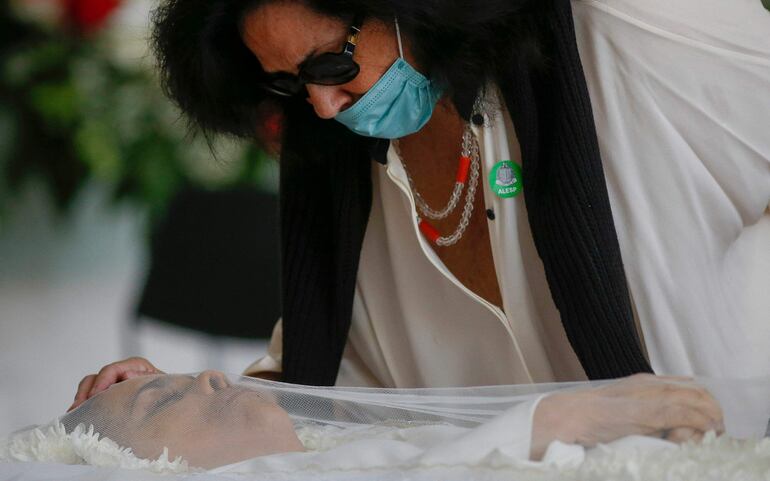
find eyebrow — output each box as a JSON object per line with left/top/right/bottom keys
{"left": 263, "top": 48, "right": 316, "bottom": 75}
{"left": 264, "top": 35, "right": 343, "bottom": 75}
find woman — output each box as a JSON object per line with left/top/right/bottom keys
{"left": 72, "top": 0, "right": 769, "bottom": 405}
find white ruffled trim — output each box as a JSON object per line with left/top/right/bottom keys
{"left": 0, "top": 421, "right": 193, "bottom": 474}
{"left": 573, "top": 432, "right": 770, "bottom": 480}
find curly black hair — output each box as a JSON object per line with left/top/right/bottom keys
{"left": 150, "top": 0, "right": 545, "bottom": 153}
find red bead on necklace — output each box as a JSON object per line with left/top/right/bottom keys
{"left": 395, "top": 107, "right": 482, "bottom": 247}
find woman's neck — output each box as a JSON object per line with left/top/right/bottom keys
{"left": 395, "top": 97, "right": 504, "bottom": 309}
{"left": 396, "top": 98, "right": 466, "bottom": 206}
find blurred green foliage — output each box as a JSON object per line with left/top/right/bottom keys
{"left": 0, "top": 3, "right": 274, "bottom": 223}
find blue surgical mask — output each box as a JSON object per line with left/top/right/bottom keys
{"left": 334, "top": 19, "right": 444, "bottom": 139}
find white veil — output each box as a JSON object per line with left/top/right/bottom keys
{"left": 2, "top": 373, "right": 770, "bottom": 478}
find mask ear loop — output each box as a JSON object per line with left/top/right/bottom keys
{"left": 394, "top": 17, "right": 405, "bottom": 59}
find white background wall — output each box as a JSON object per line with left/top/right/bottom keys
{"left": 0, "top": 183, "right": 267, "bottom": 434}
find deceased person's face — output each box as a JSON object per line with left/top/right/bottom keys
{"left": 64, "top": 371, "right": 304, "bottom": 468}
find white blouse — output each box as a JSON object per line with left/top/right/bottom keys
{"left": 245, "top": 0, "right": 770, "bottom": 386}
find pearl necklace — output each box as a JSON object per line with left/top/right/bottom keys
{"left": 394, "top": 114, "right": 481, "bottom": 247}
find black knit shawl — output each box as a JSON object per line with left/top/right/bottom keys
{"left": 279, "top": 0, "right": 652, "bottom": 386}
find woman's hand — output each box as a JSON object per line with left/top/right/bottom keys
{"left": 68, "top": 356, "right": 163, "bottom": 412}
{"left": 531, "top": 374, "right": 724, "bottom": 459}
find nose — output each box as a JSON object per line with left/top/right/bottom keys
{"left": 194, "top": 370, "right": 229, "bottom": 394}
{"left": 305, "top": 84, "right": 353, "bottom": 119}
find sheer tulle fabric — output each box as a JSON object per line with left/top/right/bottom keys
{"left": 2, "top": 373, "right": 770, "bottom": 476}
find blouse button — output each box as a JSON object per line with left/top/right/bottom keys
{"left": 486, "top": 209, "right": 496, "bottom": 220}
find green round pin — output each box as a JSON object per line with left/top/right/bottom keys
{"left": 489, "top": 160, "right": 522, "bottom": 198}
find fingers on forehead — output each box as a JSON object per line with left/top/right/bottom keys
{"left": 78, "top": 374, "right": 97, "bottom": 390}
{"left": 98, "top": 362, "right": 124, "bottom": 377}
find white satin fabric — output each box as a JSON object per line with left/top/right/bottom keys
{"left": 572, "top": 0, "right": 770, "bottom": 377}
{"left": 245, "top": 0, "right": 770, "bottom": 386}
{"left": 210, "top": 398, "right": 542, "bottom": 476}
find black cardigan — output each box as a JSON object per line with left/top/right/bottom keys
{"left": 278, "top": 0, "right": 652, "bottom": 386}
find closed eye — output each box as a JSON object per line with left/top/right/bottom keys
{"left": 147, "top": 390, "right": 184, "bottom": 417}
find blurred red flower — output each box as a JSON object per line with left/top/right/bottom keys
{"left": 256, "top": 103, "right": 284, "bottom": 157}
{"left": 62, "top": 0, "right": 121, "bottom": 34}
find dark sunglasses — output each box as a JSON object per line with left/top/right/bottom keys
{"left": 260, "top": 15, "right": 363, "bottom": 97}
